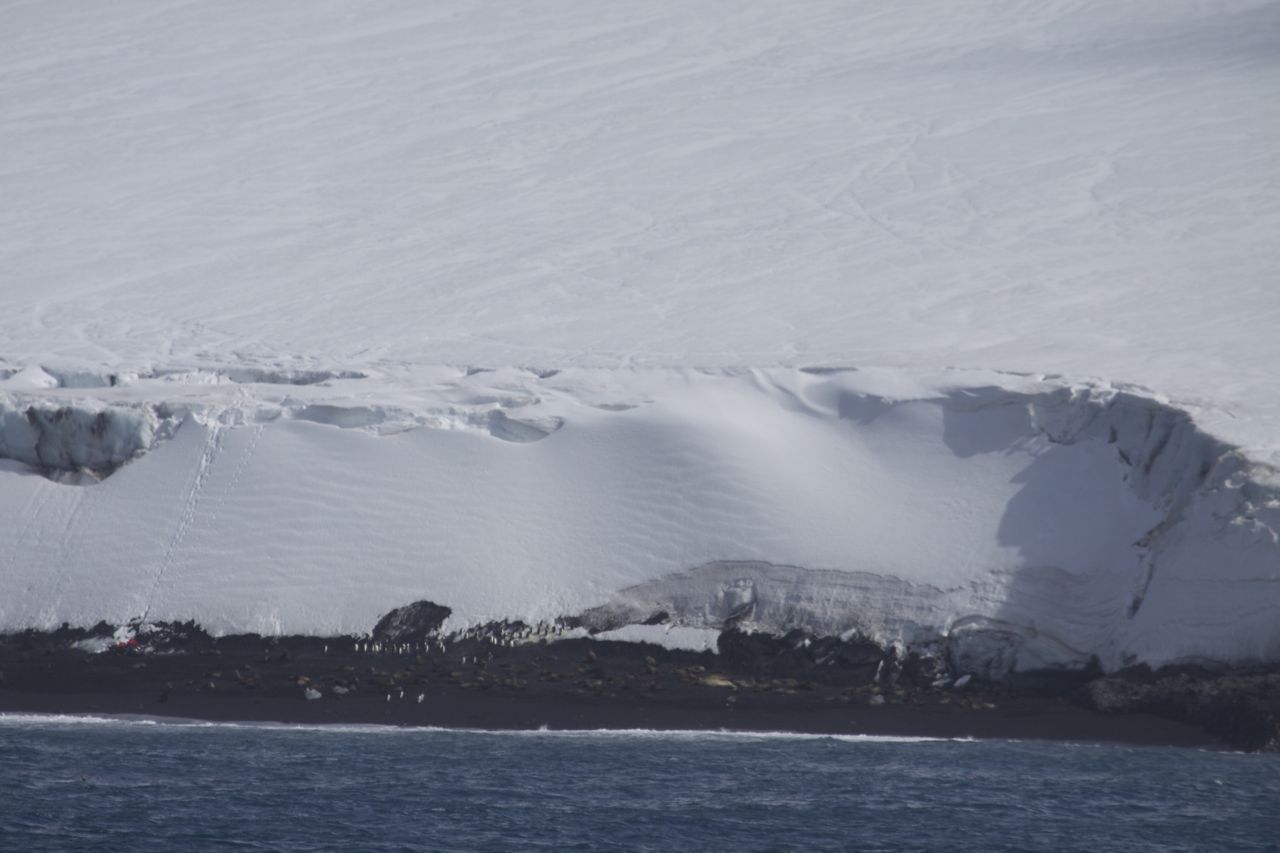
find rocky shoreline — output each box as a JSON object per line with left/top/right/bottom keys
{"left": 1, "top": 607, "right": 1276, "bottom": 751}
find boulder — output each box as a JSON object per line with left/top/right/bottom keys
{"left": 371, "top": 600, "right": 452, "bottom": 644}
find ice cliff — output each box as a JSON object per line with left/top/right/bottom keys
{"left": 1, "top": 366, "right": 1275, "bottom": 674}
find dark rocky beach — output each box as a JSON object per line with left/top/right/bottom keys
{"left": 1, "top": 609, "right": 1276, "bottom": 752}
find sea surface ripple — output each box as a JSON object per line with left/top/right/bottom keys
{"left": 1, "top": 715, "right": 1278, "bottom": 851}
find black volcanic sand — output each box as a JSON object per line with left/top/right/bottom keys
{"left": 0, "top": 631, "right": 1223, "bottom": 749}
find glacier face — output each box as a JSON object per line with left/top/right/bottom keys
{"left": 1, "top": 367, "right": 1275, "bottom": 672}
{"left": 2, "top": 1, "right": 1278, "bottom": 670}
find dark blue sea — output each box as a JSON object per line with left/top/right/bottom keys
{"left": 2, "top": 715, "right": 1277, "bottom": 851}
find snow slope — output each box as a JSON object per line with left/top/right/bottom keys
{"left": 2, "top": 1, "right": 1278, "bottom": 669}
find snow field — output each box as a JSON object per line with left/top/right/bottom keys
{"left": 2, "top": 1, "right": 1278, "bottom": 670}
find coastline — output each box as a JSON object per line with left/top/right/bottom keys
{"left": 0, "top": 630, "right": 1227, "bottom": 751}
{"left": 0, "top": 691, "right": 1223, "bottom": 750}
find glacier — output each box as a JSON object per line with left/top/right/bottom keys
{"left": 1, "top": 366, "right": 1276, "bottom": 672}
{"left": 2, "top": 0, "right": 1278, "bottom": 674}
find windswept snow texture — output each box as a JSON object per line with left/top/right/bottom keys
{"left": 2, "top": 1, "right": 1279, "bottom": 457}
{"left": 1, "top": 2, "right": 1278, "bottom": 668}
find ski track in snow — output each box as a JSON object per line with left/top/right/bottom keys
{"left": 1, "top": 1, "right": 1278, "bottom": 670}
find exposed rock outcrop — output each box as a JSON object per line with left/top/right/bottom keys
{"left": 1084, "top": 667, "right": 1280, "bottom": 752}
{"left": 371, "top": 600, "right": 452, "bottom": 645}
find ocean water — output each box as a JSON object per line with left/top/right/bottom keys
{"left": 1, "top": 716, "right": 1277, "bottom": 852}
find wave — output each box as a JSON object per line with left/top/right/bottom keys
{"left": 0, "top": 713, "right": 966, "bottom": 743}
{"left": 0, "top": 713, "right": 160, "bottom": 727}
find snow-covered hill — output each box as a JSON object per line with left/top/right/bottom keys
{"left": 2, "top": 1, "right": 1277, "bottom": 671}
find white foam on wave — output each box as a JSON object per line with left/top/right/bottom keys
{"left": 0, "top": 712, "right": 403, "bottom": 734}
{"left": 489, "top": 728, "right": 958, "bottom": 745}
{"left": 0, "top": 713, "right": 159, "bottom": 727}
{"left": 0, "top": 713, "right": 964, "bottom": 743}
